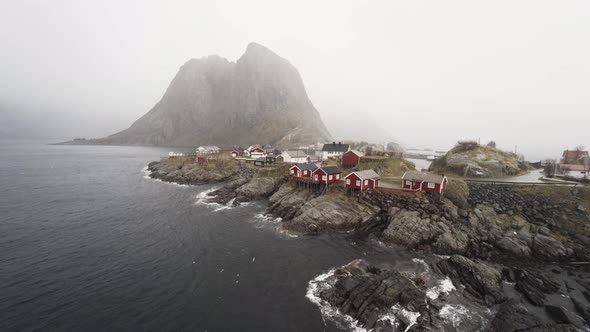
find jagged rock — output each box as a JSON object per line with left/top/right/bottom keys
{"left": 545, "top": 305, "right": 586, "bottom": 327}
{"left": 381, "top": 210, "right": 444, "bottom": 249}
{"left": 316, "top": 260, "right": 442, "bottom": 331}
{"left": 496, "top": 236, "right": 532, "bottom": 257}
{"left": 488, "top": 300, "right": 579, "bottom": 332}
{"left": 532, "top": 234, "right": 568, "bottom": 259}
{"left": 267, "top": 183, "right": 315, "bottom": 220}
{"left": 284, "top": 191, "right": 379, "bottom": 233}
{"left": 435, "top": 255, "right": 505, "bottom": 305}
{"left": 512, "top": 269, "right": 561, "bottom": 306}
{"left": 235, "top": 176, "right": 284, "bottom": 199}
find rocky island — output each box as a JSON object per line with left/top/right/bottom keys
{"left": 429, "top": 141, "right": 531, "bottom": 178}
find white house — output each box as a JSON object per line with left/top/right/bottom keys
{"left": 249, "top": 147, "right": 266, "bottom": 159}
{"left": 321, "top": 142, "right": 350, "bottom": 160}
{"left": 281, "top": 150, "right": 308, "bottom": 163}
{"left": 196, "top": 146, "right": 220, "bottom": 154}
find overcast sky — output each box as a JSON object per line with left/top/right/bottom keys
{"left": 1, "top": 0, "right": 588, "bottom": 159}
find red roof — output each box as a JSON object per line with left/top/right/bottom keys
{"left": 560, "top": 164, "right": 590, "bottom": 171}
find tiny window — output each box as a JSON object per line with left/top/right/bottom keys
{"left": 346, "top": 179, "right": 351, "bottom": 185}
{"left": 335, "top": 174, "right": 340, "bottom": 179}
{"left": 428, "top": 182, "right": 435, "bottom": 189}
{"left": 290, "top": 169, "right": 294, "bottom": 174}
{"left": 322, "top": 175, "right": 327, "bottom": 180}
{"left": 364, "top": 180, "right": 368, "bottom": 185}
{"left": 356, "top": 180, "right": 361, "bottom": 186}
{"left": 329, "top": 175, "right": 333, "bottom": 180}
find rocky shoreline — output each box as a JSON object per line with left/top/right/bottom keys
{"left": 147, "top": 158, "right": 590, "bottom": 330}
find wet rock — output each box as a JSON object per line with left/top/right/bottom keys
{"left": 512, "top": 269, "right": 561, "bottom": 306}
{"left": 545, "top": 305, "right": 585, "bottom": 327}
{"left": 316, "top": 259, "right": 442, "bottom": 332}
{"left": 496, "top": 236, "right": 532, "bottom": 257}
{"left": 381, "top": 210, "right": 443, "bottom": 249}
{"left": 532, "top": 234, "right": 568, "bottom": 259}
{"left": 435, "top": 255, "right": 505, "bottom": 305}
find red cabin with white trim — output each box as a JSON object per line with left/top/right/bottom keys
{"left": 344, "top": 169, "right": 380, "bottom": 190}
{"left": 289, "top": 163, "right": 318, "bottom": 178}
{"left": 401, "top": 172, "right": 448, "bottom": 193}
{"left": 341, "top": 150, "right": 364, "bottom": 167}
{"left": 312, "top": 166, "right": 342, "bottom": 184}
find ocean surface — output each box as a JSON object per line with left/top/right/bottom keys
{"left": 0, "top": 141, "right": 498, "bottom": 331}
{"left": 0, "top": 141, "right": 420, "bottom": 331}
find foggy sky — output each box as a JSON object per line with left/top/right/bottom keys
{"left": 1, "top": 0, "right": 589, "bottom": 160}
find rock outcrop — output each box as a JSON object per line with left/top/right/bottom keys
{"left": 67, "top": 43, "right": 331, "bottom": 147}
{"left": 429, "top": 144, "right": 528, "bottom": 177}
{"left": 283, "top": 190, "right": 380, "bottom": 234}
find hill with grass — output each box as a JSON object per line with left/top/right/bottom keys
{"left": 429, "top": 142, "right": 528, "bottom": 177}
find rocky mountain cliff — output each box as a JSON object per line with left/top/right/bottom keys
{"left": 80, "top": 43, "right": 331, "bottom": 147}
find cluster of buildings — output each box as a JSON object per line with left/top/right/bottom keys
{"left": 559, "top": 149, "right": 589, "bottom": 179}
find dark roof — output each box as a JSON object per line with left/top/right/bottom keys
{"left": 402, "top": 172, "right": 446, "bottom": 183}
{"left": 293, "top": 163, "right": 318, "bottom": 171}
{"left": 318, "top": 166, "right": 341, "bottom": 174}
{"left": 322, "top": 143, "right": 350, "bottom": 152}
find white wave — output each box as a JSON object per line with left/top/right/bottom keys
{"left": 306, "top": 269, "right": 368, "bottom": 332}
{"left": 426, "top": 277, "right": 456, "bottom": 300}
{"left": 212, "top": 198, "right": 237, "bottom": 211}
{"left": 194, "top": 187, "right": 222, "bottom": 207}
{"left": 412, "top": 258, "right": 430, "bottom": 273}
{"left": 253, "top": 213, "right": 283, "bottom": 223}
{"left": 141, "top": 166, "right": 189, "bottom": 187}
{"left": 390, "top": 304, "right": 421, "bottom": 332}
{"left": 439, "top": 304, "right": 472, "bottom": 328}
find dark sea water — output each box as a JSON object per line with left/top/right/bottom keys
{"left": 0, "top": 140, "right": 432, "bottom": 332}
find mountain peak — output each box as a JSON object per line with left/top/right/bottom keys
{"left": 93, "top": 43, "right": 331, "bottom": 147}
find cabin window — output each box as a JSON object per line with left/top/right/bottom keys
{"left": 346, "top": 179, "right": 350, "bottom": 185}
{"left": 329, "top": 175, "right": 333, "bottom": 180}
{"left": 303, "top": 170, "right": 307, "bottom": 176}
{"left": 315, "top": 175, "right": 318, "bottom": 181}
{"left": 322, "top": 175, "right": 327, "bottom": 181}
{"left": 356, "top": 180, "right": 361, "bottom": 186}
{"left": 428, "top": 182, "right": 435, "bottom": 189}
{"left": 290, "top": 169, "right": 294, "bottom": 174}
{"left": 364, "top": 180, "right": 368, "bottom": 185}
{"left": 335, "top": 174, "right": 340, "bottom": 179}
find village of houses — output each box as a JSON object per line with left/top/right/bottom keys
{"left": 169, "top": 142, "right": 450, "bottom": 194}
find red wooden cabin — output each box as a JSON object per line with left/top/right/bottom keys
{"left": 401, "top": 172, "right": 448, "bottom": 193}
{"left": 341, "top": 150, "right": 364, "bottom": 167}
{"left": 289, "top": 163, "right": 318, "bottom": 178}
{"left": 312, "top": 166, "right": 342, "bottom": 184}
{"left": 344, "top": 169, "right": 380, "bottom": 190}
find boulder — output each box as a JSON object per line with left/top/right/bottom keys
{"left": 381, "top": 210, "right": 444, "bottom": 249}
{"left": 285, "top": 192, "right": 379, "bottom": 233}
{"left": 435, "top": 255, "right": 505, "bottom": 305}
{"left": 532, "top": 234, "right": 568, "bottom": 259}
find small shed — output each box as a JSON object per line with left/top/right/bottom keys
{"left": 265, "top": 155, "right": 277, "bottom": 164}
{"left": 231, "top": 150, "right": 243, "bottom": 157}
{"left": 342, "top": 150, "right": 364, "bottom": 167}
{"left": 313, "top": 166, "right": 342, "bottom": 184}
{"left": 344, "top": 169, "right": 380, "bottom": 190}
{"left": 289, "top": 163, "right": 318, "bottom": 178}
{"left": 254, "top": 157, "right": 267, "bottom": 166}
{"left": 401, "top": 172, "right": 448, "bottom": 193}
